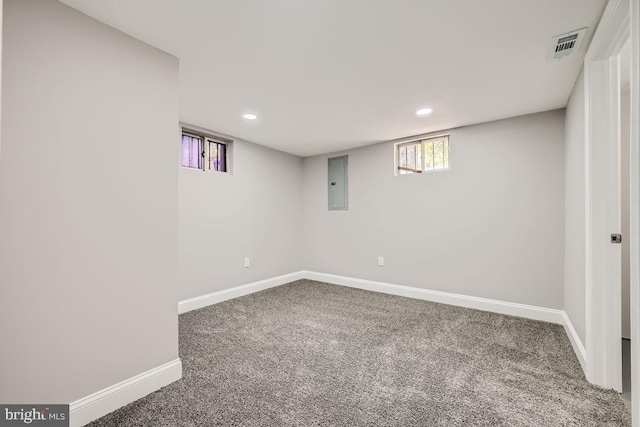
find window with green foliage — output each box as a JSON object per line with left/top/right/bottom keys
{"left": 397, "top": 135, "right": 449, "bottom": 174}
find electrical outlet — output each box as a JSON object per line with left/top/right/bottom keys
{"left": 244, "top": 257, "right": 250, "bottom": 268}
{"left": 378, "top": 256, "right": 384, "bottom": 267}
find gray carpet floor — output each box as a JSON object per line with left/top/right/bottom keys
{"left": 90, "top": 280, "right": 631, "bottom": 426}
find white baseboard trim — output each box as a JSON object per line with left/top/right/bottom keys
{"left": 562, "top": 311, "right": 587, "bottom": 372}
{"left": 303, "top": 271, "right": 565, "bottom": 325}
{"left": 178, "top": 271, "right": 304, "bottom": 314}
{"left": 69, "top": 358, "right": 182, "bottom": 427}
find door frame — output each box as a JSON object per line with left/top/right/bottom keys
{"left": 584, "top": 0, "right": 640, "bottom": 418}
{"left": 630, "top": 0, "right": 639, "bottom": 423}
{"left": 584, "top": 0, "right": 630, "bottom": 392}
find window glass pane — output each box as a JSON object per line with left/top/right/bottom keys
{"left": 208, "top": 141, "right": 228, "bottom": 172}
{"left": 181, "top": 135, "right": 190, "bottom": 167}
{"left": 399, "top": 145, "right": 407, "bottom": 174}
{"left": 424, "top": 140, "right": 434, "bottom": 171}
{"left": 398, "top": 142, "right": 421, "bottom": 174}
{"left": 433, "top": 139, "right": 444, "bottom": 169}
{"left": 208, "top": 141, "right": 218, "bottom": 171}
{"left": 443, "top": 137, "right": 449, "bottom": 168}
{"left": 218, "top": 143, "right": 227, "bottom": 172}
{"left": 182, "top": 134, "right": 202, "bottom": 169}
{"left": 409, "top": 145, "right": 416, "bottom": 169}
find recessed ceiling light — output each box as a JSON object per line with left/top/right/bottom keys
{"left": 416, "top": 108, "right": 433, "bottom": 116}
{"left": 243, "top": 113, "right": 257, "bottom": 120}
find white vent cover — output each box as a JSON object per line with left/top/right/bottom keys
{"left": 547, "top": 28, "right": 588, "bottom": 60}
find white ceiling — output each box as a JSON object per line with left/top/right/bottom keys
{"left": 60, "top": 0, "right": 607, "bottom": 157}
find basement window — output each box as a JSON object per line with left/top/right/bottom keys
{"left": 181, "top": 130, "right": 229, "bottom": 173}
{"left": 396, "top": 135, "right": 450, "bottom": 174}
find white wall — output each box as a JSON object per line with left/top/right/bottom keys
{"left": 179, "top": 128, "right": 303, "bottom": 301}
{"left": 564, "top": 69, "right": 587, "bottom": 345}
{"left": 0, "top": 0, "right": 179, "bottom": 403}
{"left": 303, "top": 110, "right": 566, "bottom": 309}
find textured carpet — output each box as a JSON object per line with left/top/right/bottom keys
{"left": 90, "top": 280, "right": 630, "bottom": 426}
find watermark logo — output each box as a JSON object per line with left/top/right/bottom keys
{"left": 0, "top": 405, "right": 68, "bottom": 426}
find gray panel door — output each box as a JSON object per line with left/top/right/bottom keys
{"left": 328, "top": 155, "right": 348, "bottom": 210}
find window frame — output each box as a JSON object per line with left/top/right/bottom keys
{"left": 395, "top": 134, "right": 450, "bottom": 175}
{"left": 181, "top": 127, "right": 231, "bottom": 174}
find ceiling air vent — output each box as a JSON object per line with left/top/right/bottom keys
{"left": 547, "top": 28, "right": 588, "bottom": 60}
